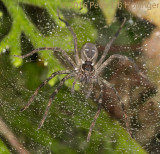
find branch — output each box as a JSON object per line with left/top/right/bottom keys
{"left": 0, "top": 117, "right": 30, "bottom": 154}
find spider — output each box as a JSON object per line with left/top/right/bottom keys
{"left": 15, "top": 15, "right": 146, "bottom": 142}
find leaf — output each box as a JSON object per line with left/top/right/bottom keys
{"left": 0, "top": 53, "right": 147, "bottom": 153}
{"left": 0, "top": 139, "right": 10, "bottom": 154}
{"left": 0, "top": 1, "right": 148, "bottom": 153}
{"left": 0, "top": 0, "right": 97, "bottom": 87}
{"left": 98, "top": 0, "right": 119, "bottom": 24}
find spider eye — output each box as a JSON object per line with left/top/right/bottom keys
{"left": 81, "top": 43, "right": 98, "bottom": 63}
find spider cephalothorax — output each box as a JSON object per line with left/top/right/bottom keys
{"left": 15, "top": 15, "right": 146, "bottom": 142}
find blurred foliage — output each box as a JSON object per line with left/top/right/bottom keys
{"left": 0, "top": 0, "right": 95, "bottom": 86}
{"left": 0, "top": 139, "right": 10, "bottom": 154}
{"left": 0, "top": 0, "right": 150, "bottom": 153}
{"left": 98, "top": 0, "right": 119, "bottom": 24}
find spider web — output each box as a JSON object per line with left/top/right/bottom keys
{"left": 0, "top": 53, "right": 137, "bottom": 153}
{"left": 0, "top": 0, "right": 160, "bottom": 153}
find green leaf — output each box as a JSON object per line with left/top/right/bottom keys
{"left": 0, "top": 0, "right": 148, "bottom": 153}
{"left": 0, "top": 0, "right": 96, "bottom": 87}
{"left": 0, "top": 11, "right": 3, "bottom": 18}
{"left": 0, "top": 139, "right": 10, "bottom": 154}
{"left": 0, "top": 49, "right": 147, "bottom": 153}
{"left": 98, "top": 0, "right": 119, "bottom": 24}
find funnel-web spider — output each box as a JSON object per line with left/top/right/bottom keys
{"left": 15, "top": 15, "right": 146, "bottom": 142}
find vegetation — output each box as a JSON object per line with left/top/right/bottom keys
{"left": 0, "top": 0, "right": 155, "bottom": 153}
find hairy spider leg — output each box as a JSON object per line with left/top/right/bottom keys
{"left": 95, "top": 18, "right": 126, "bottom": 69}
{"left": 21, "top": 70, "right": 72, "bottom": 112}
{"left": 85, "top": 83, "right": 94, "bottom": 99}
{"left": 100, "top": 77, "right": 132, "bottom": 138}
{"left": 87, "top": 81, "right": 103, "bottom": 142}
{"left": 38, "top": 73, "right": 75, "bottom": 129}
{"left": 58, "top": 14, "right": 80, "bottom": 65}
{"left": 96, "top": 54, "right": 147, "bottom": 80}
{"left": 71, "top": 76, "right": 79, "bottom": 95}
{"left": 72, "top": 78, "right": 93, "bottom": 99}
{"left": 14, "top": 47, "right": 76, "bottom": 69}
{"left": 96, "top": 54, "right": 147, "bottom": 138}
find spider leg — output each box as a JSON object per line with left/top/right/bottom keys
{"left": 71, "top": 76, "right": 79, "bottom": 95}
{"left": 100, "top": 77, "right": 132, "bottom": 138}
{"left": 58, "top": 13, "right": 80, "bottom": 65}
{"left": 96, "top": 54, "right": 147, "bottom": 80}
{"left": 38, "top": 73, "right": 75, "bottom": 129}
{"left": 85, "top": 83, "right": 93, "bottom": 99}
{"left": 87, "top": 81, "right": 103, "bottom": 142}
{"left": 21, "top": 70, "right": 72, "bottom": 112}
{"left": 95, "top": 18, "right": 126, "bottom": 69}
{"left": 14, "top": 47, "right": 76, "bottom": 69}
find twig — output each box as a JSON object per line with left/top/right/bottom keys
{"left": 0, "top": 117, "right": 30, "bottom": 154}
